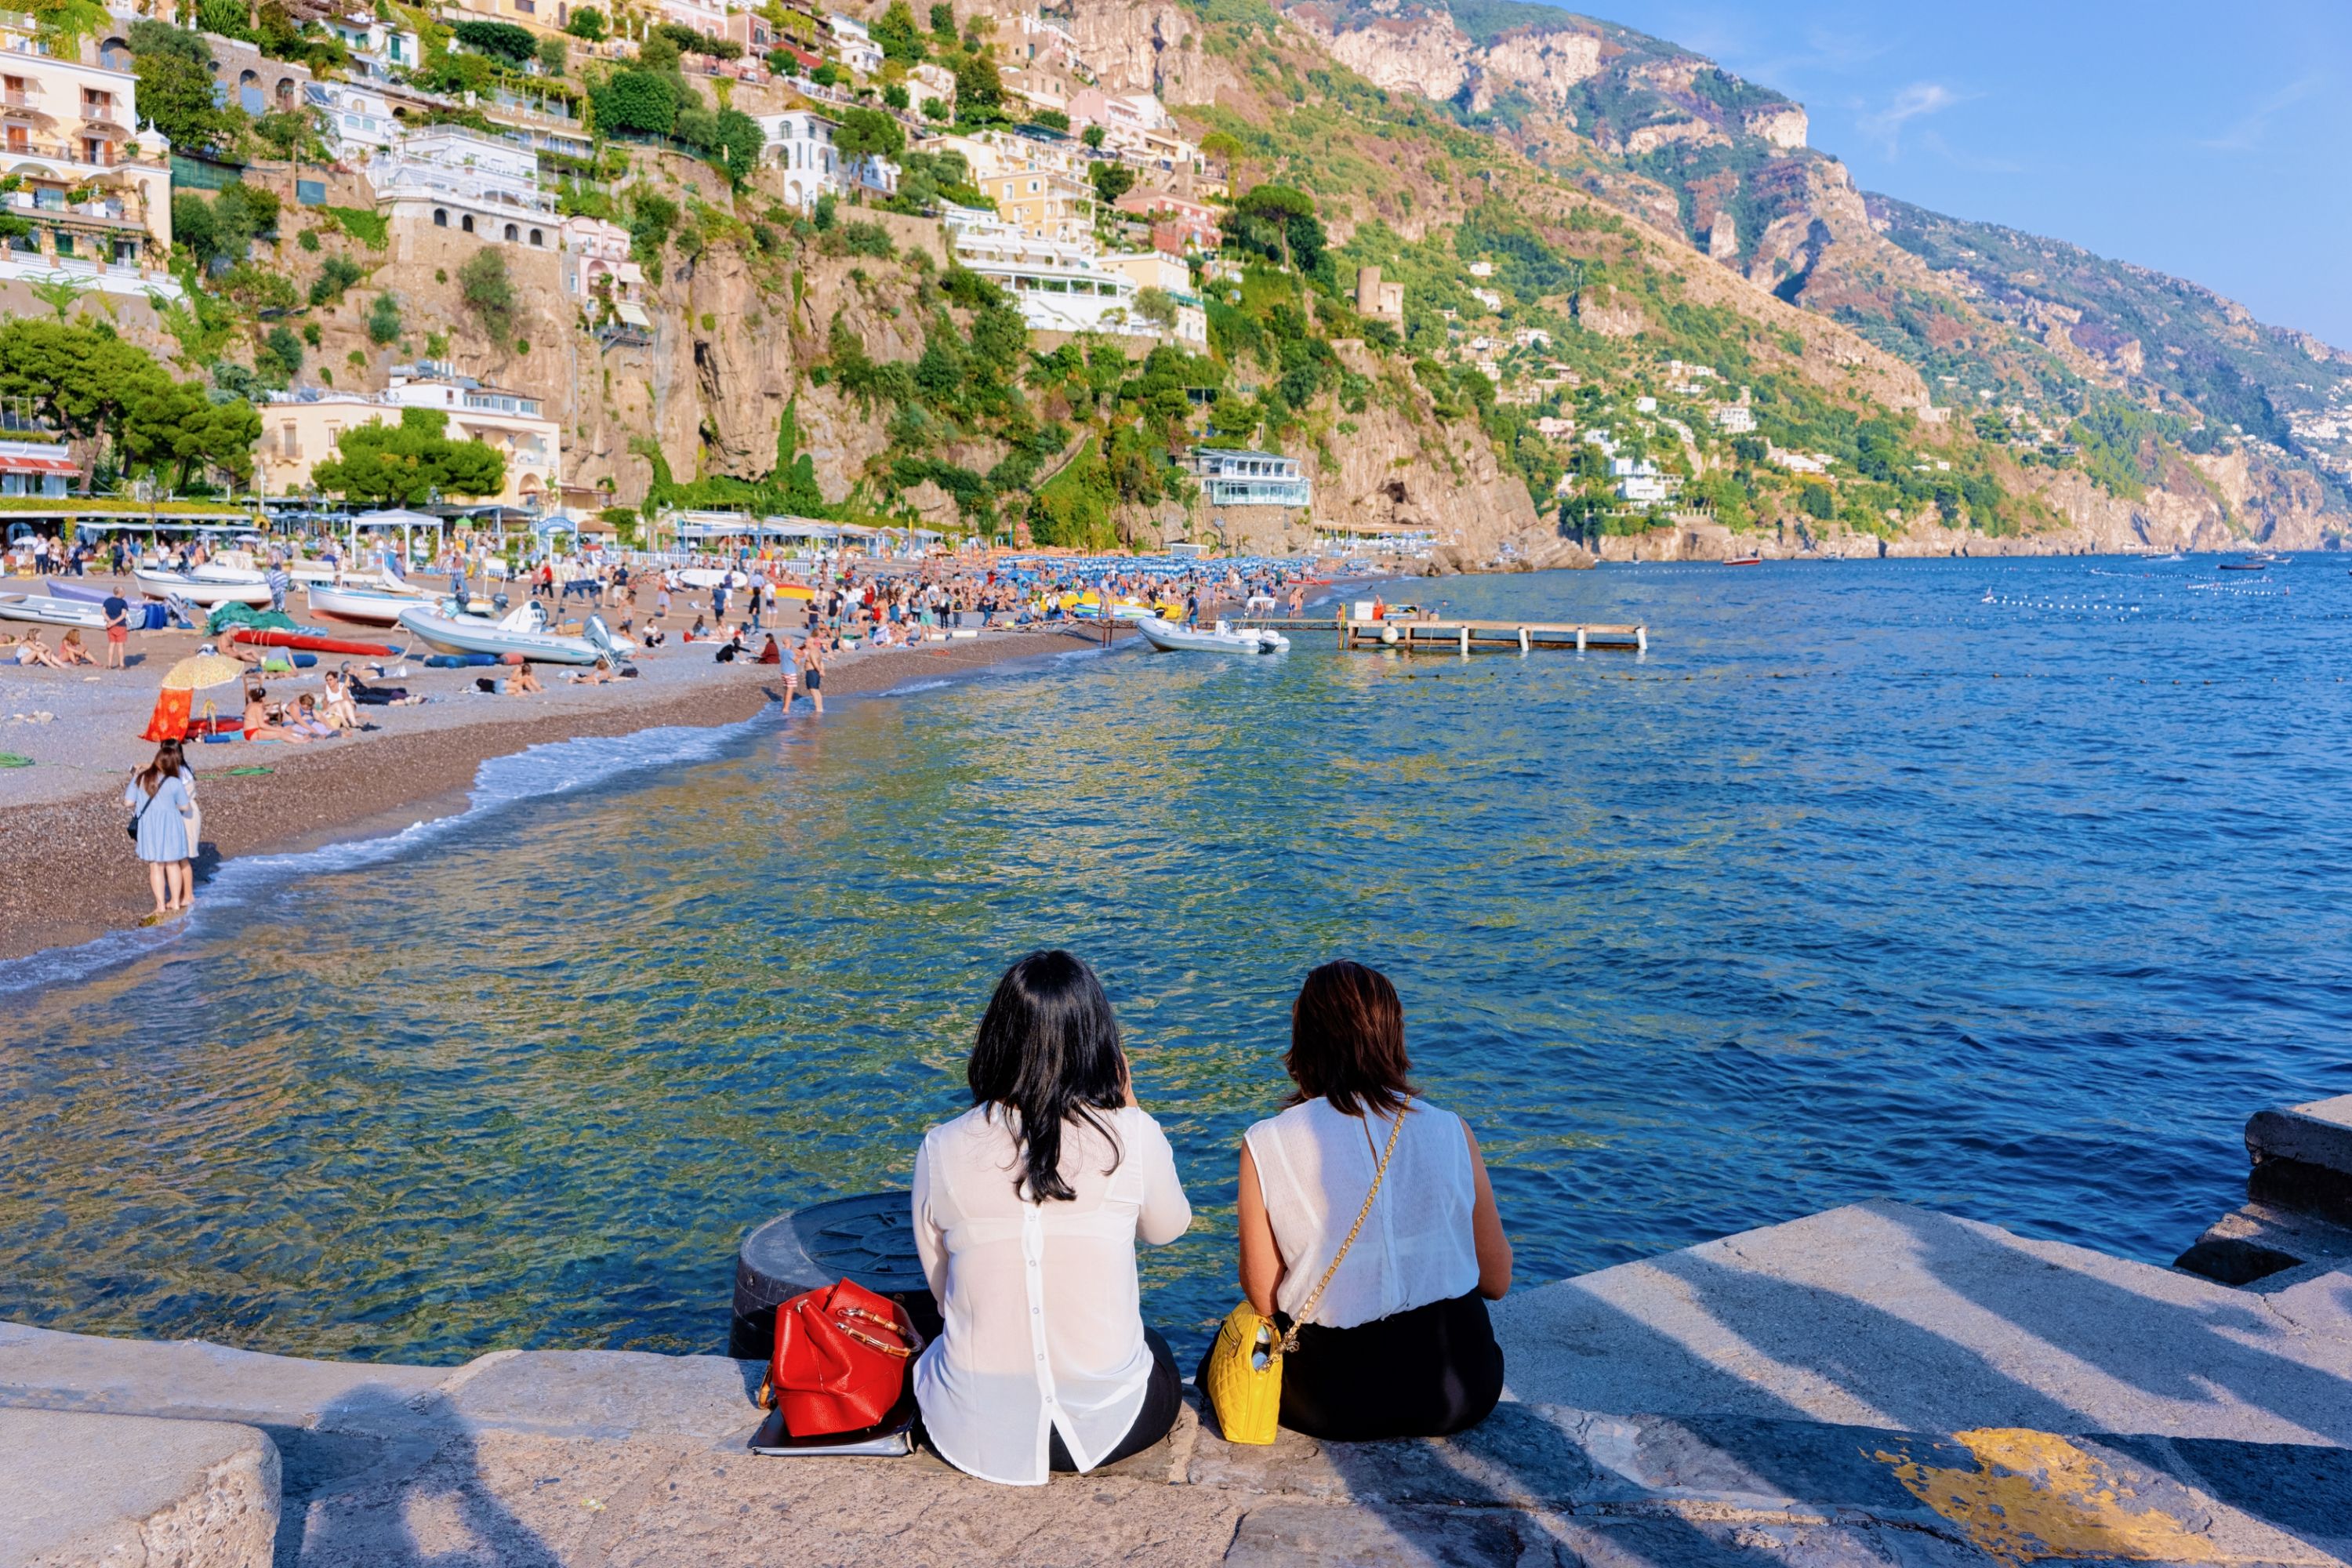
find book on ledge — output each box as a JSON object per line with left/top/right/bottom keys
{"left": 748, "top": 1405, "right": 914, "bottom": 1457}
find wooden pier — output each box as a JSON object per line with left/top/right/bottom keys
{"left": 1235, "top": 615, "right": 1647, "bottom": 653}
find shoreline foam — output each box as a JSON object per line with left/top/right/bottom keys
{"left": 0, "top": 625, "right": 1124, "bottom": 972}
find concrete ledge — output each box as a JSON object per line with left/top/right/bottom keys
{"left": 2, "top": 1408, "right": 278, "bottom": 1568}
{"left": 6, "top": 1196, "right": 2350, "bottom": 1564}
{"left": 2249, "top": 1096, "right": 2352, "bottom": 1223}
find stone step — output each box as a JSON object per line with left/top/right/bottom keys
{"left": 2249, "top": 1094, "right": 2352, "bottom": 1224}
{"left": 2177, "top": 1199, "right": 2352, "bottom": 1290}
{"left": 0, "top": 1407, "right": 278, "bottom": 1568}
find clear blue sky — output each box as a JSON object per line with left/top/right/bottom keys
{"left": 1563, "top": 0, "right": 2352, "bottom": 349}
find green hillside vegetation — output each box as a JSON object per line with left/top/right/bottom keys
{"left": 1175, "top": 29, "right": 2042, "bottom": 538}
{"left": 1867, "top": 194, "right": 2332, "bottom": 447}
{"left": 1333, "top": 0, "right": 2346, "bottom": 514}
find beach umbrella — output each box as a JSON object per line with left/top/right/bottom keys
{"left": 160, "top": 654, "right": 248, "bottom": 691}
{"left": 143, "top": 655, "right": 245, "bottom": 743}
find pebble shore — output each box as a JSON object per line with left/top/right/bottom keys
{"left": 0, "top": 590, "right": 1120, "bottom": 964}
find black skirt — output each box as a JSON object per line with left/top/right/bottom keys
{"left": 1198, "top": 1290, "right": 1504, "bottom": 1443}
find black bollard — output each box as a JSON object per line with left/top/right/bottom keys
{"left": 729, "top": 1192, "right": 938, "bottom": 1360}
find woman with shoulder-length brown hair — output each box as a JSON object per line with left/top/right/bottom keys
{"left": 1205, "top": 960, "right": 1512, "bottom": 1441}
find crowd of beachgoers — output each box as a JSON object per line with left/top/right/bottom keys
{"left": 4, "top": 524, "right": 1338, "bottom": 927}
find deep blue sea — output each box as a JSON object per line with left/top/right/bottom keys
{"left": 3, "top": 556, "right": 2349, "bottom": 1364}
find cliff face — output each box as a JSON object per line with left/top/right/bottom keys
{"left": 1270, "top": 0, "right": 2352, "bottom": 553}
{"left": 957, "top": 0, "right": 1239, "bottom": 106}
{"left": 1283, "top": 2, "right": 1610, "bottom": 118}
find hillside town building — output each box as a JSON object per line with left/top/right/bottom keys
{"left": 1191, "top": 448, "right": 1312, "bottom": 509}
{"left": 258, "top": 370, "right": 563, "bottom": 509}
{"left": 372, "top": 125, "right": 558, "bottom": 244}
{"left": 0, "top": 16, "right": 175, "bottom": 294}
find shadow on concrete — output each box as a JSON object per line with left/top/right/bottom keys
{"left": 1646, "top": 1242, "right": 2089, "bottom": 1435}
{"left": 1893, "top": 1205, "right": 2352, "bottom": 1443}
{"left": 269, "top": 1383, "right": 562, "bottom": 1568}
{"left": 1889, "top": 1204, "right": 2352, "bottom": 1559}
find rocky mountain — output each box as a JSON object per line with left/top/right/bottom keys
{"left": 1261, "top": 0, "right": 2352, "bottom": 551}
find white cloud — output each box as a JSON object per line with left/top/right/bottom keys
{"left": 1857, "top": 82, "right": 1965, "bottom": 157}
{"left": 2198, "top": 74, "right": 2325, "bottom": 153}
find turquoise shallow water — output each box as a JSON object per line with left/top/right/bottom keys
{"left": 3, "top": 557, "right": 2350, "bottom": 1363}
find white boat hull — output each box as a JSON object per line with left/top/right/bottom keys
{"left": 309, "top": 583, "right": 434, "bottom": 625}
{"left": 397, "top": 606, "right": 631, "bottom": 666}
{"left": 0, "top": 592, "right": 107, "bottom": 630}
{"left": 132, "top": 568, "right": 271, "bottom": 606}
{"left": 1133, "top": 616, "right": 1290, "bottom": 654}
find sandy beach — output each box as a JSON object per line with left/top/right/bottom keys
{"left": 0, "top": 578, "right": 1127, "bottom": 964}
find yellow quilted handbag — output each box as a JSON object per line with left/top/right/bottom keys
{"left": 1203, "top": 1109, "right": 1403, "bottom": 1446}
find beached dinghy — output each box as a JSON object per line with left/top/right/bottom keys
{"left": 1134, "top": 615, "right": 1290, "bottom": 655}
{"left": 397, "top": 602, "right": 633, "bottom": 666}
{"left": 309, "top": 581, "right": 437, "bottom": 625}
{"left": 0, "top": 591, "right": 107, "bottom": 630}
{"left": 131, "top": 567, "right": 273, "bottom": 606}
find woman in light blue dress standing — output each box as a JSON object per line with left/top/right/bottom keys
{"left": 125, "top": 739, "right": 198, "bottom": 920}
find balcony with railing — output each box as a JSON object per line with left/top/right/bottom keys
{"left": 0, "top": 133, "right": 161, "bottom": 172}
{"left": 374, "top": 163, "right": 557, "bottom": 215}
{"left": 9, "top": 187, "right": 141, "bottom": 230}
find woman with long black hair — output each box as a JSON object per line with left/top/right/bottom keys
{"left": 911, "top": 950, "right": 1192, "bottom": 1486}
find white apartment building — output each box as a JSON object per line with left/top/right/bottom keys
{"left": 483, "top": 87, "right": 593, "bottom": 163}
{"left": 1191, "top": 448, "right": 1311, "bottom": 509}
{"left": 259, "top": 370, "right": 562, "bottom": 508}
{"left": 1608, "top": 455, "right": 1679, "bottom": 504}
{"left": 907, "top": 61, "right": 955, "bottom": 114}
{"left": 758, "top": 111, "right": 895, "bottom": 209}
{"left": 824, "top": 14, "right": 882, "bottom": 74}
{"left": 307, "top": 80, "right": 397, "bottom": 158}
{"left": 372, "top": 125, "right": 558, "bottom": 245}
{"left": 322, "top": 12, "right": 422, "bottom": 80}
{"left": 1711, "top": 402, "right": 1756, "bottom": 434}
{"left": 0, "top": 16, "right": 173, "bottom": 287}
{"left": 942, "top": 206, "right": 1160, "bottom": 339}
{"left": 760, "top": 110, "right": 840, "bottom": 210}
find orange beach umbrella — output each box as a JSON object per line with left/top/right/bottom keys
{"left": 143, "top": 654, "right": 247, "bottom": 742}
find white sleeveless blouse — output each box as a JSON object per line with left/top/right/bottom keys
{"left": 1244, "top": 1096, "right": 1479, "bottom": 1330}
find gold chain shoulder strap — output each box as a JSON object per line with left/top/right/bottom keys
{"left": 1282, "top": 1102, "right": 1408, "bottom": 1351}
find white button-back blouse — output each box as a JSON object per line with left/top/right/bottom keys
{"left": 911, "top": 1103, "right": 1191, "bottom": 1486}
{"left": 1246, "top": 1096, "right": 1479, "bottom": 1330}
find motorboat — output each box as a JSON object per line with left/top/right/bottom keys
{"left": 0, "top": 590, "right": 107, "bottom": 630}
{"left": 131, "top": 566, "right": 273, "bottom": 605}
{"left": 1134, "top": 615, "right": 1290, "bottom": 654}
{"left": 1722, "top": 554, "right": 1763, "bottom": 566}
{"left": 397, "top": 601, "right": 634, "bottom": 666}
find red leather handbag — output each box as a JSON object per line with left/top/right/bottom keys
{"left": 764, "top": 1279, "right": 922, "bottom": 1438}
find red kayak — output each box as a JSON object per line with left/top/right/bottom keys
{"left": 224, "top": 626, "right": 397, "bottom": 656}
